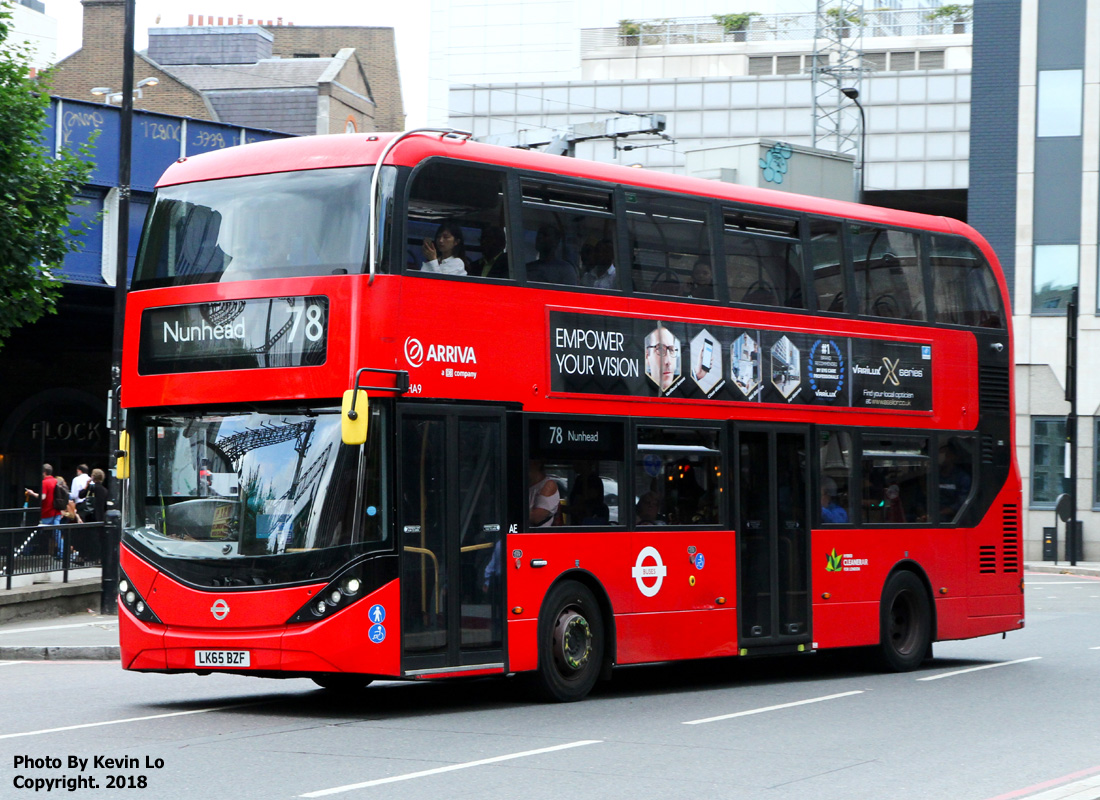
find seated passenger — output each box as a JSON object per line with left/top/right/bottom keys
{"left": 421, "top": 221, "right": 467, "bottom": 275}
{"left": 636, "top": 491, "right": 666, "bottom": 525}
{"left": 688, "top": 259, "right": 715, "bottom": 299}
{"left": 528, "top": 460, "right": 560, "bottom": 528}
{"left": 527, "top": 225, "right": 577, "bottom": 285}
{"left": 580, "top": 238, "right": 617, "bottom": 289}
{"left": 470, "top": 225, "right": 509, "bottom": 279}
{"left": 820, "top": 477, "right": 848, "bottom": 523}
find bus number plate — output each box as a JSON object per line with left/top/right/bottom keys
{"left": 195, "top": 650, "right": 250, "bottom": 667}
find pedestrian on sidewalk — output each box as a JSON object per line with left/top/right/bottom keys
{"left": 25, "top": 463, "right": 64, "bottom": 559}
{"left": 69, "top": 464, "right": 91, "bottom": 502}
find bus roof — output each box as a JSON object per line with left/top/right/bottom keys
{"left": 156, "top": 131, "right": 985, "bottom": 246}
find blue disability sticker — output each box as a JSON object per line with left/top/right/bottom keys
{"left": 369, "top": 624, "right": 386, "bottom": 643}
{"left": 368, "top": 604, "right": 386, "bottom": 624}
{"left": 695, "top": 553, "right": 705, "bottom": 570}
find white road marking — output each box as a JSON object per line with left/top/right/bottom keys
{"left": 1026, "top": 582, "right": 1099, "bottom": 585}
{"left": 918, "top": 657, "right": 1042, "bottom": 682}
{"left": 0, "top": 661, "right": 28, "bottom": 666}
{"left": 299, "top": 740, "right": 603, "bottom": 797}
{"left": 682, "top": 690, "right": 864, "bottom": 725}
{"left": 0, "top": 620, "right": 118, "bottom": 635}
{"left": 1090, "top": 646, "right": 1100, "bottom": 650}
{"left": 0, "top": 701, "right": 268, "bottom": 740}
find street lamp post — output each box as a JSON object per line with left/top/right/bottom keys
{"left": 841, "top": 86, "right": 866, "bottom": 204}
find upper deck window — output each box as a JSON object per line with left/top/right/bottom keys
{"left": 808, "top": 217, "right": 845, "bottom": 313}
{"left": 848, "top": 224, "right": 926, "bottom": 321}
{"left": 520, "top": 180, "right": 617, "bottom": 289}
{"left": 929, "top": 235, "right": 1006, "bottom": 328}
{"left": 626, "top": 193, "right": 711, "bottom": 300}
{"left": 406, "top": 160, "right": 510, "bottom": 279}
{"left": 133, "top": 167, "right": 373, "bottom": 290}
{"left": 723, "top": 209, "right": 804, "bottom": 309}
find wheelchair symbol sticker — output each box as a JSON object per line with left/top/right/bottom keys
{"left": 369, "top": 624, "right": 386, "bottom": 643}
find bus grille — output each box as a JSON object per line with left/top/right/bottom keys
{"left": 1002, "top": 503, "right": 1020, "bottom": 572}
{"left": 981, "top": 435, "right": 995, "bottom": 464}
{"left": 979, "top": 545, "right": 997, "bottom": 574}
{"left": 979, "top": 364, "right": 1011, "bottom": 414}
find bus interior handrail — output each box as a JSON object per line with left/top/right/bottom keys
{"left": 368, "top": 128, "right": 473, "bottom": 286}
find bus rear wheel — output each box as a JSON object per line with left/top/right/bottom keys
{"left": 534, "top": 580, "right": 604, "bottom": 702}
{"left": 878, "top": 571, "right": 932, "bottom": 672}
{"left": 312, "top": 675, "right": 373, "bottom": 692}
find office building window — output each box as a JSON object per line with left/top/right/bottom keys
{"left": 1033, "top": 244, "right": 1077, "bottom": 313}
{"left": 1032, "top": 417, "right": 1066, "bottom": 507}
{"left": 1037, "top": 70, "right": 1083, "bottom": 137}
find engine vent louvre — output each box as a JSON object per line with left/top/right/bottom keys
{"left": 979, "top": 363, "right": 1011, "bottom": 414}
{"left": 979, "top": 545, "right": 997, "bottom": 574}
{"left": 1002, "top": 503, "right": 1020, "bottom": 573}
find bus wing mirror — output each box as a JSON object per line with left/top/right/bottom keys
{"left": 116, "top": 431, "right": 130, "bottom": 480}
{"left": 341, "top": 389, "right": 369, "bottom": 445}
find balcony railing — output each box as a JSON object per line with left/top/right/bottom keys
{"left": 582, "top": 9, "right": 971, "bottom": 53}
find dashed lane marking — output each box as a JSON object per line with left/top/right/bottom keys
{"left": 299, "top": 740, "right": 603, "bottom": 797}
{"left": 917, "top": 657, "right": 1042, "bottom": 682}
{"left": 682, "top": 690, "right": 864, "bottom": 725}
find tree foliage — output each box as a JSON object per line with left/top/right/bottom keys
{"left": 0, "top": 4, "right": 94, "bottom": 347}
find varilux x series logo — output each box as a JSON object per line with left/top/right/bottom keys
{"left": 881, "top": 356, "right": 900, "bottom": 386}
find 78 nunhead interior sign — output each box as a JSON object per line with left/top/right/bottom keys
{"left": 548, "top": 310, "right": 933, "bottom": 411}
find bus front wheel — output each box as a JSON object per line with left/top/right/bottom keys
{"left": 878, "top": 570, "right": 932, "bottom": 672}
{"left": 534, "top": 580, "right": 604, "bottom": 702}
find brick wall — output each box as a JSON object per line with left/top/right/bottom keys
{"left": 270, "top": 27, "right": 404, "bottom": 131}
{"left": 42, "top": 0, "right": 213, "bottom": 120}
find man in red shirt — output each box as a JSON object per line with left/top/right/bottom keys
{"left": 26, "top": 463, "right": 63, "bottom": 558}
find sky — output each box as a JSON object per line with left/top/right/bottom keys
{"left": 46, "top": 0, "right": 434, "bottom": 126}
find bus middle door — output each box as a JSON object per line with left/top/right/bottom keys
{"left": 398, "top": 405, "right": 506, "bottom": 675}
{"left": 735, "top": 425, "right": 813, "bottom": 653}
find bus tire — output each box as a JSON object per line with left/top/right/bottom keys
{"left": 312, "top": 675, "right": 373, "bottom": 691}
{"left": 878, "top": 570, "right": 932, "bottom": 672}
{"left": 534, "top": 580, "right": 604, "bottom": 702}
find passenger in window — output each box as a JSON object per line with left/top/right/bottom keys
{"left": 636, "top": 492, "right": 666, "bottom": 525}
{"left": 569, "top": 472, "right": 610, "bottom": 525}
{"left": 649, "top": 269, "right": 682, "bottom": 296}
{"left": 580, "top": 238, "right": 617, "bottom": 289}
{"left": 527, "top": 225, "right": 577, "bottom": 285}
{"left": 938, "top": 443, "right": 972, "bottom": 521}
{"left": 528, "top": 460, "right": 560, "bottom": 528}
{"left": 687, "top": 259, "right": 715, "bottom": 299}
{"left": 820, "top": 477, "right": 848, "bottom": 523}
{"left": 470, "top": 224, "right": 509, "bottom": 279}
{"left": 421, "top": 221, "right": 468, "bottom": 275}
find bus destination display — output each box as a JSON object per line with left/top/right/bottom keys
{"left": 139, "top": 296, "right": 328, "bottom": 375}
{"left": 549, "top": 310, "right": 932, "bottom": 411}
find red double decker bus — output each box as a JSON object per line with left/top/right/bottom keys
{"left": 117, "top": 130, "right": 1021, "bottom": 701}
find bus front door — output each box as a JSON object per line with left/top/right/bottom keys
{"left": 398, "top": 406, "right": 506, "bottom": 674}
{"left": 735, "top": 426, "right": 812, "bottom": 652}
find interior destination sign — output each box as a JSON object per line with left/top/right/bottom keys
{"left": 139, "top": 295, "right": 328, "bottom": 375}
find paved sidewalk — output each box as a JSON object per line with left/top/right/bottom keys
{"left": 0, "top": 562, "right": 1096, "bottom": 662}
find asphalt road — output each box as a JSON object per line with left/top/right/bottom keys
{"left": 1, "top": 573, "right": 1099, "bottom": 800}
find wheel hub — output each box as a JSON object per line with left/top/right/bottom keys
{"left": 554, "top": 611, "right": 592, "bottom": 673}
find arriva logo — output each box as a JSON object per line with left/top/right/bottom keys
{"left": 404, "top": 337, "right": 425, "bottom": 368}
{"left": 404, "top": 337, "right": 477, "bottom": 368}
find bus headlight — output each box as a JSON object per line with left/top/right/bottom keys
{"left": 117, "top": 568, "right": 162, "bottom": 624}
{"left": 286, "top": 561, "right": 373, "bottom": 624}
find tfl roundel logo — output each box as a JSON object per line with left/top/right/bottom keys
{"left": 210, "top": 599, "right": 230, "bottom": 620}
{"left": 404, "top": 337, "right": 424, "bottom": 368}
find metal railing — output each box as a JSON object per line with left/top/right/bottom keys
{"left": 0, "top": 507, "right": 107, "bottom": 590}
{"left": 581, "top": 9, "right": 971, "bottom": 53}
